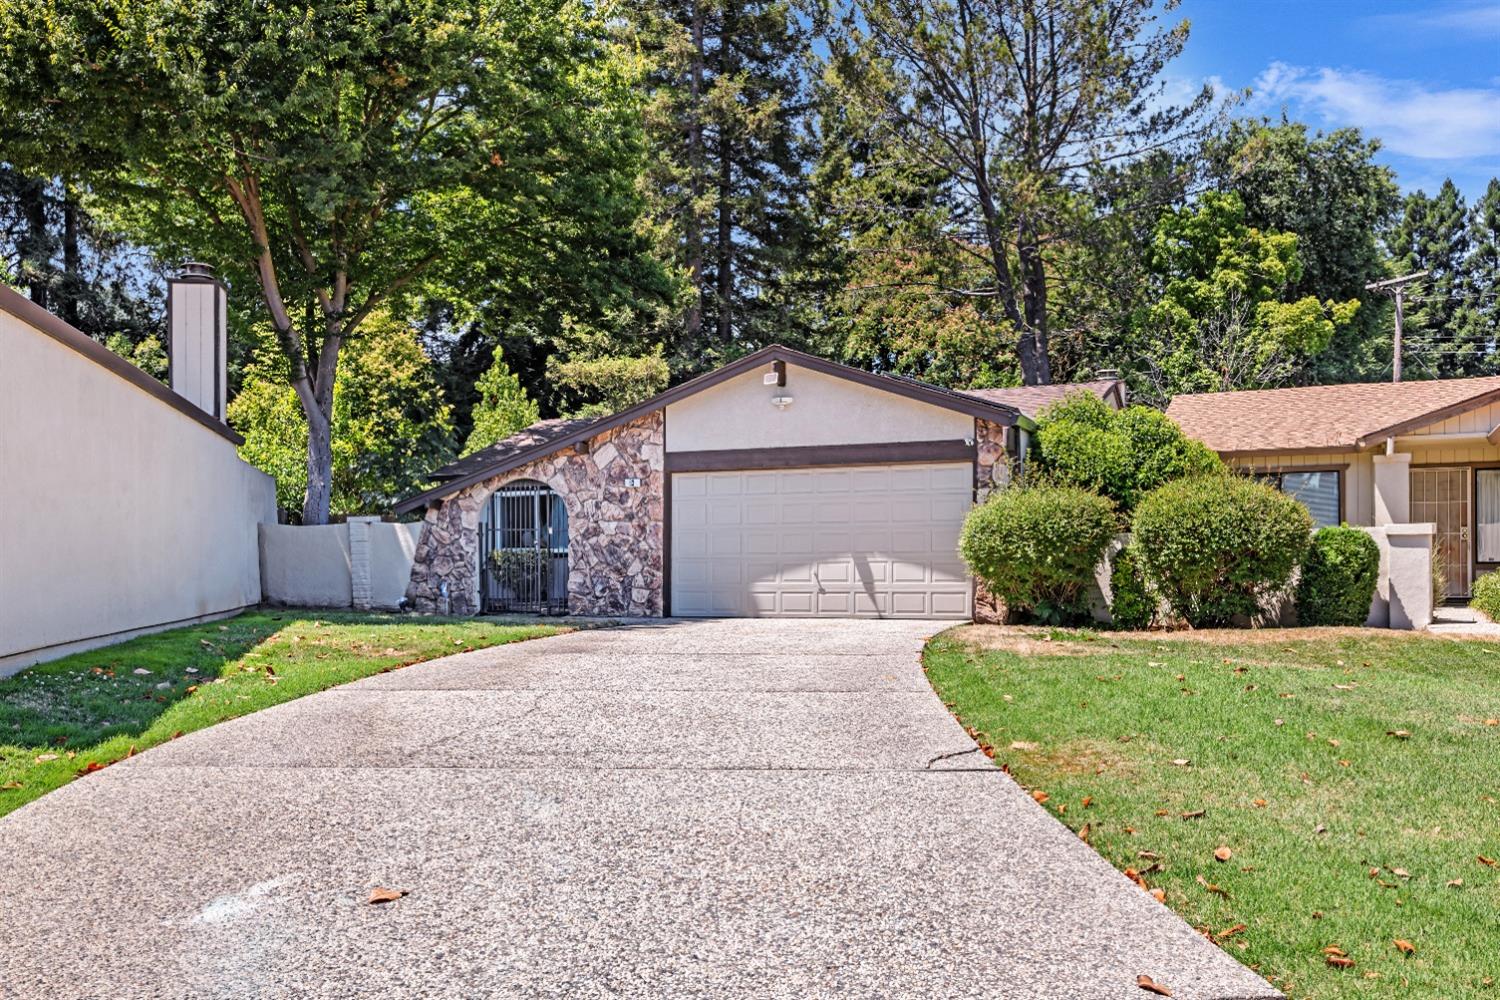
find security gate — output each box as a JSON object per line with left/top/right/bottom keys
{"left": 478, "top": 480, "right": 569, "bottom": 614}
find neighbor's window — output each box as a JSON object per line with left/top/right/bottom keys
{"left": 1260, "top": 470, "right": 1341, "bottom": 529}
{"left": 1477, "top": 470, "right": 1500, "bottom": 562}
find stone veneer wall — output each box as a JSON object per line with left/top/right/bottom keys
{"left": 405, "top": 411, "right": 665, "bottom": 616}
{"left": 972, "top": 418, "right": 1011, "bottom": 623}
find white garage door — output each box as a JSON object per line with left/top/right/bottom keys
{"left": 670, "top": 462, "right": 973, "bottom": 618}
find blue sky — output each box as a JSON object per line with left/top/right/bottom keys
{"left": 1169, "top": 0, "right": 1500, "bottom": 199}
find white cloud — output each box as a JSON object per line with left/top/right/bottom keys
{"left": 1250, "top": 61, "right": 1500, "bottom": 160}
{"left": 1371, "top": 2, "right": 1500, "bottom": 34}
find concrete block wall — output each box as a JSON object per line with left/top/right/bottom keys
{"left": 260, "top": 520, "right": 422, "bottom": 611}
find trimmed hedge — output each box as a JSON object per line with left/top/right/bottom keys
{"left": 1295, "top": 526, "right": 1380, "bottom": 626}
{"left": 1471, "top": 571, "right": 1500, "bottom": 622}
{"left": 959, "top": 484, "right": 1118, "bottom": 624}
{"left": 1108, "top": 545, "right": 1155, "bottom": 630}
{"left": 1132, "top": 475, "right": 1312, "bottom": 627}
{"left": 1033, "top": 393, "right": 1222, "bottom": 511}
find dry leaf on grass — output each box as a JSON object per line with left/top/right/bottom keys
{"left": 1010, "top": 741, "right": 1039, "bottom": 751}
{"left": 1216, "top": 923, "right": 1247, "bottom": 940}
{"left": 1135, "top": 974, "right": 1172, "bottom": 996}
{"left": 368, "top": 887, "right": 408, "bottom": 905}
{"left": 1394, "top": 939, "right": 1415, "bottom": 955}
{"left": 1214, "top": 846, "right": 1233, "bottom": 862}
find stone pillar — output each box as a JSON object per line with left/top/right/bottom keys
{"left": 1385, "top": 522, "right": 1435, "bottom": 630}
{"left": 347, "top": 516, "right": 381, "bottom": 611}
{"left": 1373, "top": 453, "right": 1411, "bottom": 526}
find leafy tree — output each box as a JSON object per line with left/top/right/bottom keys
{"left": 628, "top": 0, "right": 824, "bottom": 366}
{"left": 229, "top": 316, "right": 454, "bottom": 517}
{"left": 103, "top": 331, "right": 168, "bottom": 382}
{"left": 1201, "top": 120, "right": 1400, "bottom": 383}
{"left": 1388, "top": 180, "right": 1477, "bottom": 377}
{"left": 1031, "top": 391, "right": 1221, "bottom": 512}
{"left": 0, "top": 0, "right": 661, "bottom": 523}
{"left": 463, "top": 346, "right": 539, "bottom": 456}
{"left": 1139, "top": 192, "right": 1359, "bottom": 399}
{"left": 822, "top": 0, "right": 1212, "bottom": 385}
{"left": 547, "top": 348, "right": 672, "bottom": 417}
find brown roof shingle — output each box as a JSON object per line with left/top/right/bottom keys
{"left": 430, "top": 417, "right": 599, "bottom": 481}
{"left": 1165, "top": 377, "right": 1500, "bottom": 454}
{"left": 959, "top": 379, "right": 1125, "bottom": 419}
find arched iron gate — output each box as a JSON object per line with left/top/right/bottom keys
{"left": 479, "top": 480, "right": 569, "bottom": 614}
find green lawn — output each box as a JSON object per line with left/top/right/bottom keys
{"left": 923, "top": 626, "right": 1500, "bottom": 1000}
{"left": 0, "top": 611, "right": 571, "bottom": 819}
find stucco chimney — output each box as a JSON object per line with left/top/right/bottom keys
{"left": 167, "top": 262, "right": 228, "bottom": 421}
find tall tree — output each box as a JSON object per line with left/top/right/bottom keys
{"left": 629, "top": 0, "right": 822, "bottom": 368}
{"left": 0, "top": 0, "right": 661, "bottom": 523}
{"left": 1201, "top": 120, "right": 1401, "bottom": 383}
{"left": 1388, "top": 180, "right": 1477, "bottom": 378}
{"left": 463, "top": 346, "right": 540, "bottom": 456}
{"left": 821, "top": 0, "right": 1212, "bottom": 384}
{"left": 1461, "top": 178, "right": 1500, "bottom": 359}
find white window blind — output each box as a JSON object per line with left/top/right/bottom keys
{"left": 1280, "top": 471, "right": 1340, "bottom": 529}
{"left": 1477, "top": 470, "right": 1500, "bottom": 562}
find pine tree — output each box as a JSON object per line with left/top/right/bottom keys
{"left": 1462, "top": 178, "right": 1500, "bottom": 358}
{"left": 1389, "top": 180, "right": 1477, "bottom": 377}
{"left": 630, "top": 0, "right": 822, "bottom": 370}
{"left": 463, "top": 346, "right": 540, "bottom": 456}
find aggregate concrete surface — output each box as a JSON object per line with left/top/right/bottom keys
{"left": 0, "top": 618, "right": 1281, "bottom": 1000}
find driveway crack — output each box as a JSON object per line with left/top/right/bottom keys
{"left": 924, "top": 746, "right": 985, "bottom": 770}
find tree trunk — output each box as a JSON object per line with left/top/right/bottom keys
{"left": 61, "top": 188, "right": 80, "bottom": 327}
{"left": 19, "top": 175, "right": 49, "bottom": 307}
{"left": 714, "top": 8, "right": 734, "bottom": 345}
{"left": 1016, "top": 219, "right": 1051, "bottom": 385}
{"left": 683, "top": 0, "right": 705, "bottom": 344}
{"left": 302, "top": 402, "right": 335, "bottom": 525}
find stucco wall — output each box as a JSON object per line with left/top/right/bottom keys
{"left": 259, "top": 520, "right": 422, "bottom": 610}
{"left": 406, "top": 412, "right": 665, "bottom": 616}
{"left": 664, "top": 364, "right": 973, "bottom": 452}
{"left": 0, "top": 304, "right": 276, "bottom": 674}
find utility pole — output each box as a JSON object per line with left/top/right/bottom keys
{"left": 1365, "top": 271, "right": 1429, "bottom": 382}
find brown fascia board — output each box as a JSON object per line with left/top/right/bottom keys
{"left": 0, "top": 282, "right": 243, "bottom": 446}
{"left": 1353, "top": 385, "right": 1500, "bottom": 448}
{"left": 392, "top": 344, "right": 1023, "bottom": 514}
{"left": 1218, "top": 444, "right": 1369, "bottom": 460}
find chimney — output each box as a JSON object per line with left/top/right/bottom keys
{"left": 167, "top": 262, "right": 228, "bottom": 421}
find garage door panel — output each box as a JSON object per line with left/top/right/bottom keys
{"left": 671, "top": 463, "right": 972, "bottom": 619}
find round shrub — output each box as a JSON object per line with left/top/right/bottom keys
{"left": 1033, "top": 393, "right": 1222, "bottom": 511}
{"left": 1131, "top": 475, "right": 1312, "bottom": 627}
{"left": 1471, "top": 571, "right": 1500, "bottom": 622}
{"left": 1108, "top": 545, "right": 1155, "bottom": 630}
{"left": 959, "top": 484, "right": 1118, "bottom": 624}
{"left": 1295, "top": 526, "right": 1380, "bottom": 626}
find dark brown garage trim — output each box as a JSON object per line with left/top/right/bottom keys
{"left": 665, "top": 439, "right": 976, "bottom": 473}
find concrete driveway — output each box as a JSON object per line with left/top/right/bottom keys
{"left": 0, "top": 619, "right": 1278, "bottom": 1000}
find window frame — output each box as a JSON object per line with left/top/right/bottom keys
{"left": 1255, "top": 466, "right": 1346, "bottom": 529}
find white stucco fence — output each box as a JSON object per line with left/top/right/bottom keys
{"left": 259, "top": 518, "right": 422, "bottom": 611}
{"left": 0, "top": 287, "right": 276, "bottom": 676}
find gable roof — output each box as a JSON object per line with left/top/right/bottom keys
{"left": 960, "top": 379, "right": 1126, "bottom": 419}
{"left": 394, "top": 344, "right": 1027, "bottom": 515}
{"left": 1166, "top": 376, "right": 1500, "bottom": 455}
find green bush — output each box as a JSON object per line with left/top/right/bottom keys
{"left": 1033, "top": 393, "right": 1222, "bottom": 511}
{"left": 1132, "top": 475, "right": 1312, "bottom": 627}
{"left": 959, "top": 484, "right": 1118, "bottom": 624}
{"left": 1108, "top": 545, "right": 1155, "bottom": 630}
{"left": 1471, "top": 571, "right": 1500, "bottom": 622}
{"left": 1294, "top": 526, "right": 1379, "bottom": 626}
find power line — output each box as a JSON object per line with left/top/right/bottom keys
{"left": 1365, "top": 271, "right": 1429, "bottom": 383}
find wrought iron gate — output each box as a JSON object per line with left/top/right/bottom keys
{"left": 479, "top": 480, "right": 569, "bottom": 614}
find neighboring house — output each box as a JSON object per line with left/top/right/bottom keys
{"left": 396, "top": 345, "right": 1125, "bottom": 620}
{"left": 961, "top": 377, "right": 1128, "bottom": 419}
{"left": 0, "top": 267, "right": 276, "bottom": 673}
{"left": 1168, "top": 377, "right": 1500, "bottom": 603}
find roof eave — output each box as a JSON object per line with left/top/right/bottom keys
{"left": 1354, "top": 384, "right": 1500, "bottom": 448}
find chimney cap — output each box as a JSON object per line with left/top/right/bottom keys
{"left": 1094, "top": 368, "right": 1121, "bottom": 380}
{"left": 178, "top": 261, "right": 216, "bottom": 280}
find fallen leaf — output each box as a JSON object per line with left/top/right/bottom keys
{"left": 1078, "top": 822, "right": 1091, "bottom": 844}
{"left": 1216, "top": 923, "right": 1247, "bottom": 940}
{"left": 1394, "top": 939, "right": 1415, "bottom": 955}
{"left": 1136, "top": 974, "right": 1173, "bottom": 996}
{"left": 1, "top": 781, "right": 22, "bottom": 790}
{"left": 1171, "top": 758, "right": 1191, "bottom": 767}
{"left": 1386, "top": 729, "right": 1411, "bottom": 739}
{"left": 1010, "top": 741, "right": 1039, "bottom": 751}
{"left": 1323, "top": 945, "right": 1347, "bottom": 956}
{"left": 1150, "top": 887, "right": 1166, "bottom": 902}
{"left": 1391, "top": 867, "right": 1411, "bottom": 879}
{"left": 1252, "top": 798, "right": 1268, "bottom": 808}
{"left": 1479, "top": 855, "right": 1497, "bottom": 867}
{"left": 367, "top": 887, "right": 407, "bottom": 905}
{"left": 1181, "top": 809, "right": 1205, "bottom": 820}
{"left": 1214, "top": 846, "right": 1233, "bottom": 862}
{"left": 1031, "top": 789, "right": 1049, "bottom": 804}
{"left": 1327, "top": 955, "right": 1355, "bottom": 969}
{"left": 1081, "top": 796, "right": 1093, "bottom": 808}
{"left": 1138, "top": 850, "right": 1160, "bottom": 860}
{"left": 1447, "top": 879, "right": 1464, "bottom": 888}
{"left": 34, "top": 754, "right": 58, "bottom": 763}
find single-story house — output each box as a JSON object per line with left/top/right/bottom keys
{"left": 395, "top": 346, "right": 1123, "bottom": 620}
{"left": 1168, "top": 376, "right": 1500, "bottom": 602}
